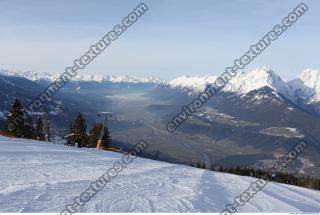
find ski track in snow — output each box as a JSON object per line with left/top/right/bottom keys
{"left": 0, "top": 136, "right": 319, "bottom": 212}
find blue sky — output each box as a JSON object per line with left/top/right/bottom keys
{"left": 0, "top": 0, "right": 319, "bottom": 80}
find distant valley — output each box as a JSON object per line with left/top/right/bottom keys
{"left": 1, "top": 67, "right": 320, "bottom": 177}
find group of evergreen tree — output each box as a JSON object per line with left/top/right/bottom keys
{"left": 3, "top": 98, "right": 47, "bottom": 141}
{"left": 191, "top": 161, "right": 320, "bottom": 190}
{"left": 2, "top": 99, "right": 111, "bottom": 149}
{"left": 65, "top": 113, "right": 111, "bottom": 149}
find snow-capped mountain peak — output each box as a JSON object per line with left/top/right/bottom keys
{"left": 76, "top": 74, "right": 105, "bottom": 83}
{"left": 289, "top": 69, "right": 320, "bottom": 103}
{"left": 3, "top": 67, "right": 320, "bottom": 104}
{"left": 169, "top": 67, "right": 292, "bottom": 98}
{"left": 22, "top": 71, "right": 62, "bottom": 81}
{"left": 0, "top": 69, "right": 164, "bottom": 85}
{"left": 225, "top": 66, "right": 292, "bottom": 97}
{"left": 298, "top": 69, "right": 320, "bottom": 84}
{"left": 0, "top": 69, "right": 23, "bottom": 78}
{"left": 169, "top": 75, "right": 217, "bottom": 92}
{"left": 105, "top": 75, "right": 164, "bottom": 84}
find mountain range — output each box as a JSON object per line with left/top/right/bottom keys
{"left": 2, "top": 66, "right": 320, "bottom": 106}
{"left": 1, "top": 67, "right": 320, "bottom": 177}
{"left": 168, "top": 67, "right": 320, "bottom": 107}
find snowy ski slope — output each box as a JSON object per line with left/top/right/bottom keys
{"left": 0, "top": 136, "right": 319, "bottom": 212}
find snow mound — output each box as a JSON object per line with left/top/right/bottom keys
{"left": 0, "top": 136, "right": 319, "bottom": 212}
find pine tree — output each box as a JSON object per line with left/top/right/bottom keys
{"left": 101, "top": 125, "right": 112, "bottom": 149}
{"left": 65, "top": 121, "right": 76, "bottom": 146}
{"left": 72, "top": 113, "right": 87, "bottom": 148}
{"left": 35, "top": 117, "right": 45, "bottom": 141}
{"left": 44, "top": 107, "right": 51, "bottom": 142}
{"left": 4, "top": 98, "right": 26, "bottom": 137}
{"left": 23, "top": 114, "right": 35, "bottom": 139}
{"left": 87, "top": 123, "right": 102, "bottom": 148}
{"left": 45, "top": 121, "right": 51, "bottom": 142}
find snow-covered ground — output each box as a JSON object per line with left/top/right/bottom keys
{"left": 259, "top": 127, "right": 305, "bottom": 138}
{"left": 0, "top": 135, "right": 319, "bottom": 213}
